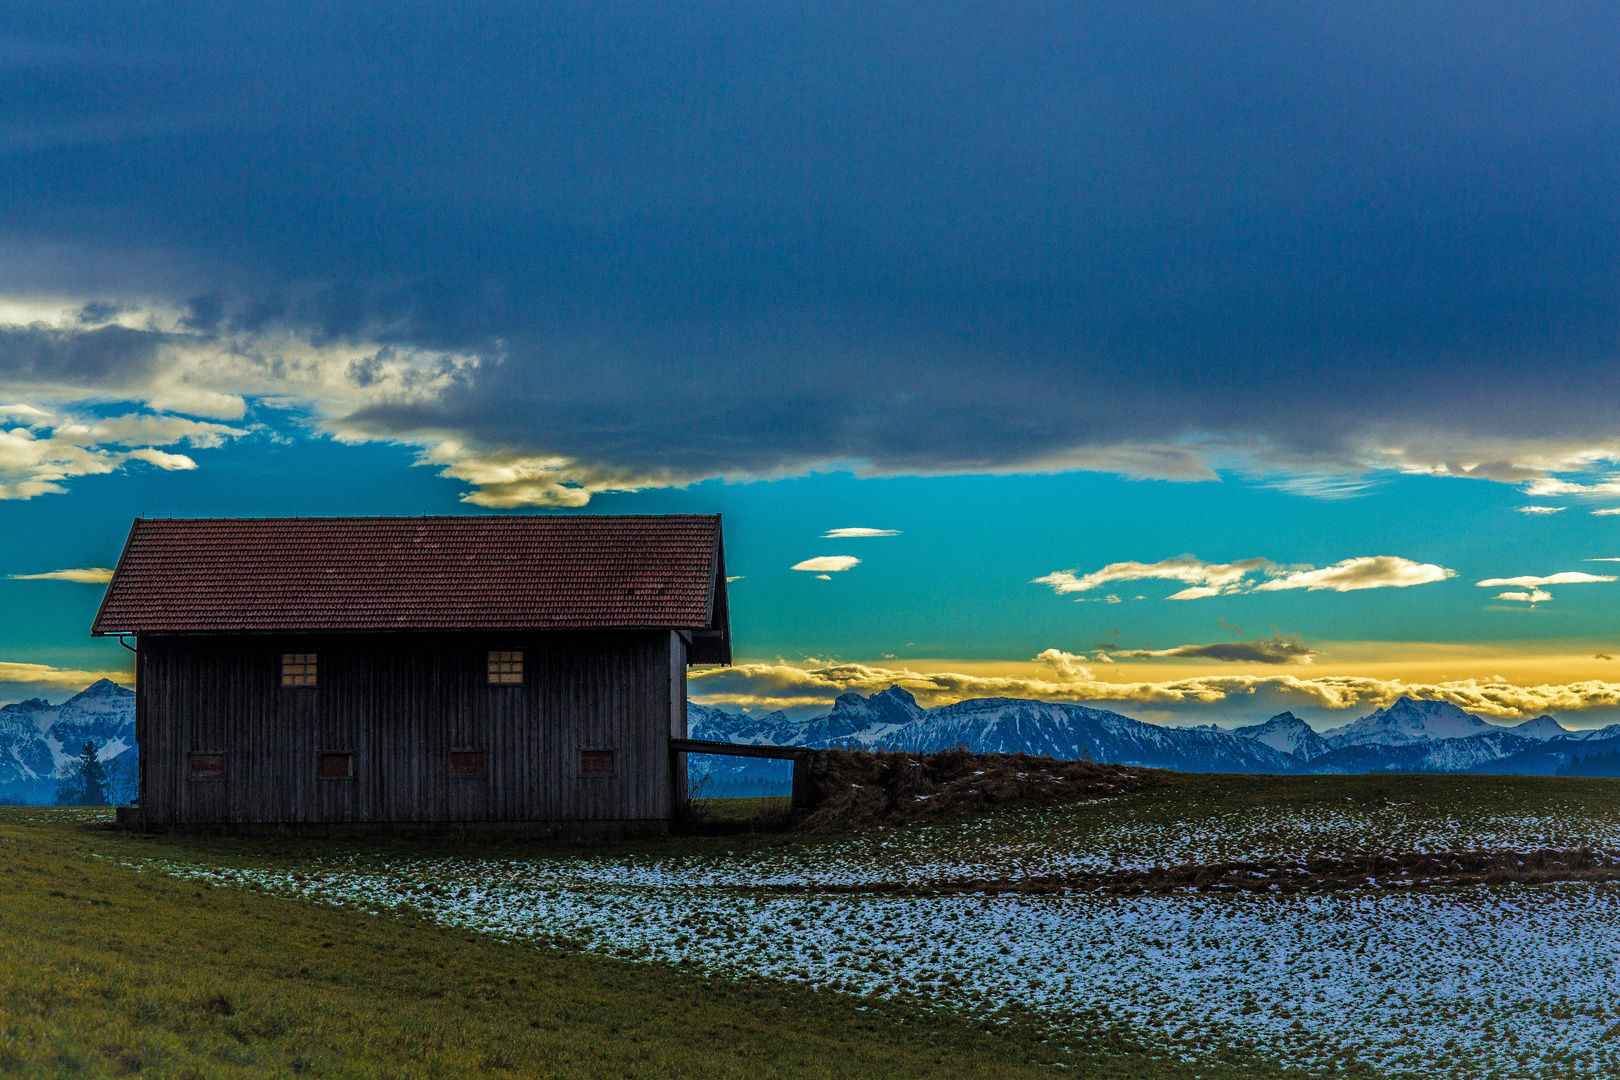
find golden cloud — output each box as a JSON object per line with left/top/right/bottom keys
{"left": 9, "top": 567, "right": 114, "bottom": 583}
{"left": 0, "top": 661, "right": 128, "bottom": 689}
{"left": 690, "top": 658, "right": 1620, "bottom": 720}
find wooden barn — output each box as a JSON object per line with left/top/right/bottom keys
{"left": 91, "top": 514, "right": 731, "bottom": 834}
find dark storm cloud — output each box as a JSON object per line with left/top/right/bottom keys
{"left": 1101, "top": 635, "right": 1318, "bottom": 666}
{"left": 3, "top": 2, "right": 1619, "bottom": 491}
{"left": 0, "top": 322, "right": 166, "bottom": 388}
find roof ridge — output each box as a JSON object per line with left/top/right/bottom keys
{"left": 132, "top": 513, "right": 720, "bottom": 523}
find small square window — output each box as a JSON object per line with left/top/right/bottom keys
{"left": 488, "top": 650, "right": 523, "bottom": 684}
{"left": 282, "top": 652, "right": 318, "bottom": 686}
{"left": 189, "top": 753, "right": 224, "bottom": 781}
{"left": 580, "top": 749, "right": 615, "bottom": 776}
{"left": 318, "top": 752, "right": 354, "bottom": 779}
{"left": 450, "top": 750, "right": 486, "bottom": 777}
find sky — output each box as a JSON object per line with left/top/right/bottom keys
{"left": 3, "top": 1, "right": 1620, "bottom": 729}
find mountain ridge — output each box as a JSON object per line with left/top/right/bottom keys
{"left": 0, "top": 680, "right": 1607, "bottom": 802}
{"left": 688, "top": 690, "right": 1600, "bottom": 792}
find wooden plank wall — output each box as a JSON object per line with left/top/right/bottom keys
{"left": 137, "top": 630, "right": 683, "bottom": 825}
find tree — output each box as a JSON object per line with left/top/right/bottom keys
{"left": 56, "top": 740, "right": 110, "bottom": 806}
{"left": 103, "top": 753, "right": 138, "bottom": 806}
{"left": 1557, "top": 748, "right": 1620, "bottom": 778}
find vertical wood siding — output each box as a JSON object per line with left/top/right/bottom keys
{"left": 137, "top": 630, "right": 682, "bottom": 825}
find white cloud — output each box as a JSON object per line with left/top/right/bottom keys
{"left": 415, "top": 440, "right": 677, "bottom": 508}
{"left": 1595, "top": 509, "right": 1620, "bottom": 516}
{"left": 725, "top": 575, "right": 745, "bottom": 583}
{"left": 9, "top": 567, "right": 113, "bottom": 583}
{"left": 1475, "top": 570, "right": 1615, "bottom": 604}
{"left": 1516, "top": 505, "right": 1565, "bottom": 514}
{"left": 125, "top": 447, "right": 197, "bottom": 470}
{"left": 1262, "top": 474, "right": 1379, "bottom": 500}
{"left": 0, "top": 408, "right": 242, "bottom": 498}
{"left": 815, "top": 574, "right": 832, "bottom": 580}
{"left": 1364, "top": 437, "right": 1620, "bottom": 485}
{"left": 1034, "top": 648, "right": 1094, "bottom": 681}
{"left": 821, "top": 527, "right": 900, "bottom": 538}
{"left": 1034, "top": 556, "right": 1273, "bottom": 597}
{"left": 0, "top": 299, "right": 489, "bottom": 500}
{"left": 1038, "top": 554, "right": 1454, "bottom": 600}
{"left": 1253, "top": 557, "right": 1456, "bottom": 593}
{"left": 1523, "top": 477, "right": 1620, "bottom": 498}
{"left": 791, "top": 556, "right": 861, "bottom": 573}
{"left": 1166, "top": 586, "right": 1224, "bottom": 601}
{"left": 1475, "top": 572, "right": 1617, "bottom": 587}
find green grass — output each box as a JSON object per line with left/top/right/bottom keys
{"left": 11, "top": 772, "right": 1609, "bottom": 1078}
{"left": 0, "top": 808, "right": 1297, "bottom": 1080}
{"left": 683, "top": 795, "right": 795, "bottom": 832}
{"left": 692, "top": 795, "right": 793, "bottom": 821}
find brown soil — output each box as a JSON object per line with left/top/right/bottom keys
{"left": 769, "top": 847, "right": 1620, "bottom": 897}
{"left": 797, "top": 747, "right": 1164, "bottom": 832}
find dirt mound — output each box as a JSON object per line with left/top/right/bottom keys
{"left": 797, "top": 747, "right": 1163, "bottom": 832}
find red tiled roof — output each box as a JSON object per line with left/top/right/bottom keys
{"left": 92, "top": 515, "right": 727, "bottom": 640}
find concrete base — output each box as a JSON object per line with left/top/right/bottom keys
{"left": 112, "top": 806, "right": 669, "bottom": 840}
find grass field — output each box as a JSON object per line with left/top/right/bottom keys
{"left": 0, "top": 806, "right": 1288, "bottom": 1080}
{"left": 7, "top": 773, "right": 1620, "bottom": 1078}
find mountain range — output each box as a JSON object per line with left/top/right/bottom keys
{"left": 0, "top": 680, "right": 137, "bottom": 803}
{"left": 4, "top": 679, "right": 1619, "bottom": 803}
{"left": 688, "top": 687, "right": 1620, "bottom": 794}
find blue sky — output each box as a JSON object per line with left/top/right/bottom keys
{"left": 3, "top": 2, "right": 1620, "bottom": 727}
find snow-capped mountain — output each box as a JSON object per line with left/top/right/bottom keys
{"left": 689, "top": 688, "right": 1609, "bottom": 786}
{"left": 1320, "top": 697, "right": 1495, "bottom": 748}
{"left": 1507, "top": 715, "right": 1573, "bottom": 741}
{"left": 1575, "top": 723, "right": 1620, "bottom": 742}
{"left": 1305, "top": 729, "right": 1541, "bottom": 775}
{"left": 1232, "top": 712, "right": 1331, "bottom": 761}
{"left": 46, "top": 679, "right": 136, "bottom": 767}
{"left": 695, "top": 686, "right": 1295, "bottom": 773}
{"left": 0, "top": 680, "right": 136, "bottom": 802}
{"left": 0, "top": 698, "right": 58, "bottom": 796}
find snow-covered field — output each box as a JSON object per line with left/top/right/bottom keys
{"left": 129, "top": 793, "right": 1620, "bottom": 1079}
